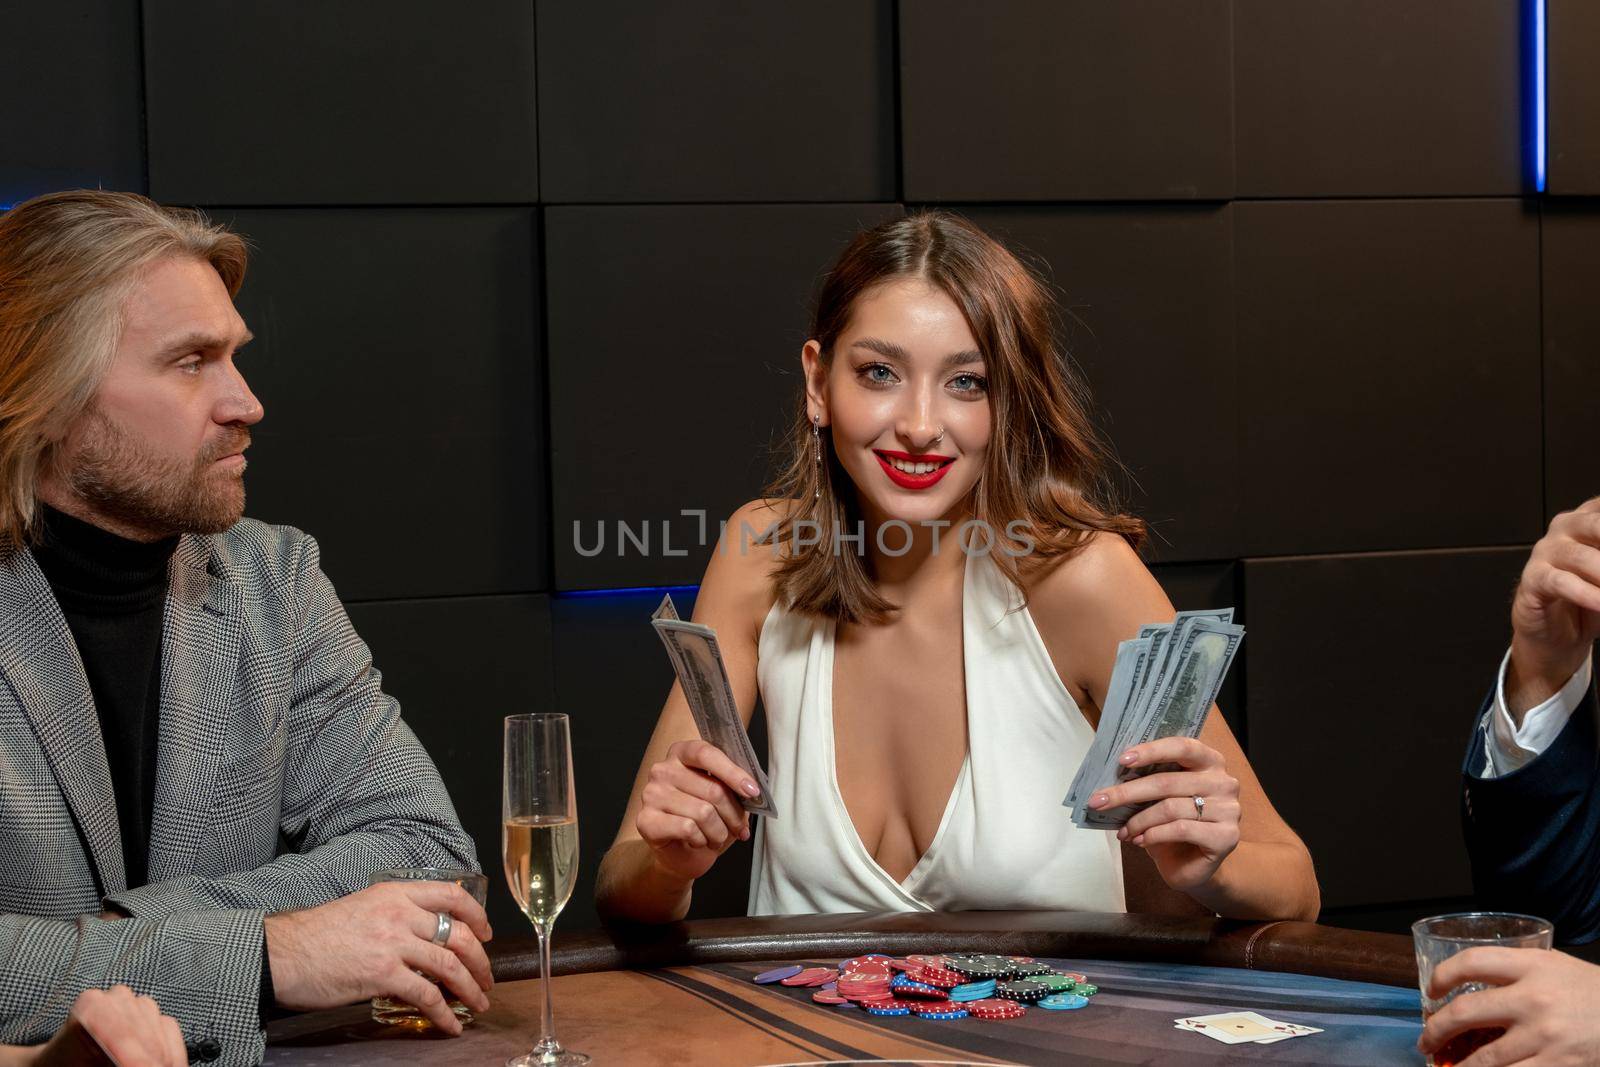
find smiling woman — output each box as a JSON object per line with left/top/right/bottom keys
{"left": 596, "top": 212, "right": 1320, "bottom": 927}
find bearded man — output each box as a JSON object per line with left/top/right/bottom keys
{"left": 0, "top": 191, "right": 491, "bottom": 1065}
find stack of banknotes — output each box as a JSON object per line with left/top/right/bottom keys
{"left": 1063, "top": 609, "right": 1244, "bottom": 831}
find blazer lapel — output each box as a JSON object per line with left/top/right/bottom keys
{"left": 145, "top": 534, "right": 244, "bottom": 884}
{"left": 0, "top": 547, "right": 127, "bottom": 896}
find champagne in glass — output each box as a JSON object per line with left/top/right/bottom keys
{"left": 503, "top": 714, "right": 589, "bottom": 1067}
{"left": 504, "top": 816, "right": 579, "bottom": 925}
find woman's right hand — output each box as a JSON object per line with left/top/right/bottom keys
{"left": 636, "top": 739, "right": 758, "bottom": 882}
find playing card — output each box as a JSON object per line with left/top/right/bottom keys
{"left": 1229, "top": 1010, "right": 1322, "bottom": 1038}
{"left": 1175, "top": 1011, "right": 1323, "bottom": 1044}
{"left": 1175, "top": 1017, "right": 1279, "bottom": 1044}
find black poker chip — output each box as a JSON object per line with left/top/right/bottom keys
{"left": 996, "top": 980, "right": 1051, "bottom": 1004}
{"left": 1009, "top": 962, "right": 1054, "bottom": 978}
{"left": 947, "top": 954, "right": 1024, "bottom": 980}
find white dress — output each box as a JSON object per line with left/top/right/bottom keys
{"left": 747, "top": 548, "right": 1125, "bottom": 914}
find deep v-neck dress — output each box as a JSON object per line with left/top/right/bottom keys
{"left": 747, "top": 549, "right": 1125, "bottom": 914}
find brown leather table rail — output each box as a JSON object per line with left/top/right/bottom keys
{"left": 491, "top": 911, "right": 1419, "bottom": 989}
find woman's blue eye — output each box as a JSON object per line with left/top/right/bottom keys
{"left": 863, "top": 364, "right": 896, "bottom": 384}
{"left": 950, "top": 373, "right": 987, "bottom": 393}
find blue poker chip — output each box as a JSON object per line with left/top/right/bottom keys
{"left": 912, "top": 1009, "right": 968, "bottom": 1020}
{"left": 1037, "top": 993, "right": 1090, "bottom": 1011}
{"left": 865, "top": 1003, "right": 912, "bottom": 1016}
{"left": 949, "top": 979, "right": 998, "bottom": 1002}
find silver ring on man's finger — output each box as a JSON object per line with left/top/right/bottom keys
{"left": 432, "top": 911, "right": 453, "bottom": 945}
{"left": 1193, "top": 795, "right": 1206, "bottom": 820}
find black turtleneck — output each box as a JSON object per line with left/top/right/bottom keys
{"left": 32, "top": 505, "right": 178, "bottom": 890}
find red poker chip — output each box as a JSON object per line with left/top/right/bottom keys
{"left": 874, "top": 998, "right": 917, "bottom": 1011}
{"left": 848, "top": 961, "right": 892, "bottom": 976}
{"left": 906, "top": 954, "right": 946, "bottom": 969}
{"left": 966, "top": 998, "right": 1027, "bottom": 1020}
{"left": 910, "top": 966, "right": 964, "bottom": 989}
{"left": 812, "top": 989, "right": 848, "bottom": 1005}
{"left": 909, "top": 999, "right": 963, "bottom": 1015}
{"left": 781, "top": 967, "right": 837, "bottom": 987}
{"left": 891, "top": 982, "right": 947, "bottom": 1000}
{"left": 887, "top": 958, "right": 920, "bottom": 972}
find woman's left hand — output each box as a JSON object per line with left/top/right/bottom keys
{"left": 1085, "top": 736, "right": 1241, "bottom": 891}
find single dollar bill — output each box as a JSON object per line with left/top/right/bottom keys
{"left": 650, "top": 595, "right": 777, "bottom": 817}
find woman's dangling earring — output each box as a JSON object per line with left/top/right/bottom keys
{"left": 812, "top": 414, "right": 822, "bottom": 500}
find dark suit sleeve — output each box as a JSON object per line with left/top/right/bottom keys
{"left": 1463, "top": 681, "right": 1600, "bottom": 943}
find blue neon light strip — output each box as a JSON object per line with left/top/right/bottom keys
{"left": 1536, "top": 0, "right": 1547, "bottom": 192}
{"left": 556, "top": 583, "right": 699, "bottom": 599}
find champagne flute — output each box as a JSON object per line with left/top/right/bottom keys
{"left": 503, "top": 714, "right": 588, "bottom": 1067}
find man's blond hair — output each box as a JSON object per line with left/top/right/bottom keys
{"left": 0, "top": 190, "right": 248, "bottom": 552}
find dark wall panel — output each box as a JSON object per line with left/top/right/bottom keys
{"left": 536, "top": 1, "right": 894, "bottom": 204}
{"left": 1235, "top": 0, "right": 1527, "bottom": 197}
{"left": 0, "top": 1, "right": 144, "bottom": 202}
{"left": 1549, "top": 0, "right": 1600, "bottom": 195}
{"left": 144, "top": 1, "right": 538, "bottom": 205}
{"left": 1543, "top": 203, "right": 1600, "bottom": 512}
{"left": 1236, "top": 199, "right": 1541, "bottom": 557}
{"left": 229, "top": 208, "right": 546, "bottom": 601}
{"left": 900, "top": 0, "right": 1232, "bottom": 201}
{"left": 546, "top": 203, "right": 903, "bottom": 591}
{"left": 963, "top": 206, "right": 1237, "bottom": 562}
{"left": 346, "top": 595, "right": 554, "bottom": 936}
{"left": 1244, "top": 548, "right": 1527, "bottom": 908}
{"left": 551, "top": 589, "right": 766, "bottom": 927}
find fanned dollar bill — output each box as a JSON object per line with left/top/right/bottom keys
{"left": 1064, "top": 609, "right": 1243, "bottom": 831}
{"left": 650, "top": 595, "right": 777, "bottom": 818}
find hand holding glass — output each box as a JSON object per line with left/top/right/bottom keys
{"left": 366, "top": 868, "right": 489, "bottom": 1027}
{"left": 1413, "top": 911, "right": 1554, "bottom": 1066}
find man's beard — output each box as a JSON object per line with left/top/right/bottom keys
{"left": 62, "top": 411, "right": 250, "bottom": 537}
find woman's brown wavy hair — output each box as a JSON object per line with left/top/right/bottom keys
{"left": 763, "top": 211, "right": 1146, "bottom": 625}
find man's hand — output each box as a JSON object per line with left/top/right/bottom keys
{"left": 1508, "top": 498, "right": 1600, "bottom": 720}
{"left": 15, "top": 986, "right": 187, "bottom": 1067}
{"left": 1418, "top": 947, "right": 1600, "bottom": 1066}
{"left": 264, "top": 881, "right": 494, "bottom": 1035}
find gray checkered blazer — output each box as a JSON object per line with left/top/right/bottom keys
{"left": 0, "top": 519, "right": 478, "bottom": 1064}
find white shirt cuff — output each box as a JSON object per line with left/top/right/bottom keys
{"left": 1481, "top": 647, "right": 1594, "bottom": 777}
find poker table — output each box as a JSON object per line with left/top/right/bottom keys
{"left": 264, "top": 911, "right": 1425, "bottom": 1065}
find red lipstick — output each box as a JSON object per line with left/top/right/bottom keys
{"left": 873, "top": 449, "right": 955, "bottom": 491}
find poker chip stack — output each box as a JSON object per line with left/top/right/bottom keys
{"left": 754, "top": 952, "right": 1100, "bottom": 1022}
